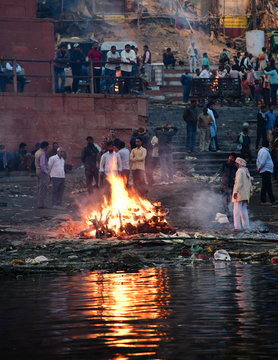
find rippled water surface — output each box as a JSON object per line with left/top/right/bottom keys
{"left": 1, "top": 264, "right": 278, "bottom": 359}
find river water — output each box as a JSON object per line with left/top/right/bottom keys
{"left": 1, "top": 263, "right": 278, "bottom": 359}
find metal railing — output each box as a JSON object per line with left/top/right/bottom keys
{"left": 0, "top": 58, "right": 146, "bottom": 95}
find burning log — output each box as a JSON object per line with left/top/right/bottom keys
{"left": 67, "top": 156, "right": 175, "bottom": 239}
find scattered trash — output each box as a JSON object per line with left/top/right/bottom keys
{"left": 176, "top": 232, "right": 191, "bottom": 238}
{"left": 194, "top": 233, "right": 216, "bottom": 239}
{"left": 181, "top": 249, "right": 190, "bottom": 257}
{"left": 215, "top": 213, "right": 229, "bottom": 224}
{"left": 185, "top": 156, "right": 197, "bottom": 161}
{"left": 271, "top": 257, "right": 278, "bottom": 265}
{"left": 10, "top": 259, "right": 25, "bottom": 265}
{"left": 191, "top": 244, "right": 203, "bottom": 253}
{"left": 25, "top": 255, "right": 49, "bottom": 264}
{"left": 197, "top": 254, "right": 209, "bottom": 260}
{"left": 258, "top": 226, "right": 270, "bottom": 233}
{"left": 188, "top": 168, "right": 195, "bottom": 173}
{"left": 214, "top": 249, "right": 231, "bottom": 261}
{"left": 68, "top": 255, "right": 79, "bottom": 260}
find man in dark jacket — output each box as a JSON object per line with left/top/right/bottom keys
{"left": 181, "top": 70, "right": 192, "bottom": 103}
{"left": 183, "top": 98, "right": 198, "bottom": 152}
{"left": 217, "top": 152, "right": 237, "bottom": 224}
{"left": 81, "top": 136, "right": 100, "bottom": 194}
{"left": 155, "top": 124, "right": 178, "bottom": 184}
{"left": 256, "top": 105, "right": 267, "bottom": 150}
{"left": 70, "top": 43, "right": 85, "bottom": 93}
{"left": 54, "top": 42, "right": 70, "bottom": 93}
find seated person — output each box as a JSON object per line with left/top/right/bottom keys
{"left": 199, "top": 65, "right": 212, "bottom": 78}
{"left": 163, "top": 48, "right": 176, "bottom": 69}
{"left": 0, "top": 63, "right": 7, "bottom": 92}
{"left": 14, "top": 142, "right": 33, "bottom": 175}
{"left": 0, "top": 145, "right": 12, "bottom": 174}
{"left": 6, "top": 61, "right": 26, "bottom": 92}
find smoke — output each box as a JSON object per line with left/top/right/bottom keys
{"left": 180, "top": 188, "right": 223, "bottom": 229}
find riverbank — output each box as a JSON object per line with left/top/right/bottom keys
{"left": 1, "top": 169, "right": 278, "bottom": 276}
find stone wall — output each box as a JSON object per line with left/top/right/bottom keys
{"left": 0, "top": 93, "right": 148, "bottom": 166}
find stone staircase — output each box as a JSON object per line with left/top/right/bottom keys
{"left": 148, "top": 105, "right": 259, "bottom": 176}
{"left": 146, "top": 67, "right": 184, "bottom": 103}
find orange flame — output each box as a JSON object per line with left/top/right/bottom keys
{"left": 83, "top": 154, "right": 166, "bottom": 237}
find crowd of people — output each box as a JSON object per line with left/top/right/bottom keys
{"left": 180, "top": 45, "right": 278, "bottom": 107}
{"left": 183, "top": 99, "right": 220, "bottom": 153}
{"left": 53, "top": 41, "right": 152, "bottom": 94}
{"left": 0, "top": 60, "right": 26, "bottom": 92}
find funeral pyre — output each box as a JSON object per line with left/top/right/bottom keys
{"left": 77, "top": 158, "right": 174, "bottom": 239}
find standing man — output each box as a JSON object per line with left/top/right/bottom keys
{"left": 70, "top": 43, "right": 85, "bottom": 93}
{"left": 187, "top": 42, "right": 197, "bottom": 73}
{"left": 121, "top": 44, "right": 136, "bottom": 94}
{"left": 48, "top": 147, "right": 65, "bottom": 208}
{"left": 256, "top": 139, "right": 278, "bottom": 205}
{"left": 266, "top": 105, "right": 277, "bottom": 143}
{"left": 197, "top": 107, "right": 213, "bottom": 152}
{"left": 104, "top": 45, "right": 120, "bottom": 93}
{"left": 183, "top": 99, "right": 198, "bottom": 153}
{"left": 232, "top": 157, "right": 252, "bottom": 231}
{"left": 216, "top": 153, "right": 237, "bottom": 225}
{"left": 180, "top": 69, "right": 192, "bottom": 103}
{"left": 207, "top": 102, "right": 220, "bottom": 152}
{"left": 88, "top": 41, "right": 103, "bottom": 93}
{"left": 35, "top": 141, "right": 50, "bottom": 209}
{"left": 256, "top": 105, "right": 267, "bottom": 150}
{"left": 81, "top": 136, "right": 100, "bottom": 194}
{"left": 143, "top": 45, "right": 152, "bottom": 82}
{"left": 99, "top": 141, "right": 122, "bottom": 190}
{"left": 264, "top": 65, "right": 278, "bottom": 106}
{"left": 155, "top": 124, "right": 178, "bottom": 185}
{"left": 53, "top": 43, "right": 70, "bottom": 93}
{"left": 118, "top": 141, "right": 130, "bottom": 186}
{"left": 261, "top": 69, "right": 271, "bottom": 108}
{"left": 130, "top": 137, "right": 147, "bottom": 196}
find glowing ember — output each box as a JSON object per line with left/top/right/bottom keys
{"left": 211, "top": 76, "right": 219, "bottom": 92}
{"left": 81, "top": 154, "right": 173, "bottom": 238}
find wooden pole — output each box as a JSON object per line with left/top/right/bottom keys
{"left": 252, "top": 0, "right": 256, "bottom": 30}
{"left": 89, "top": 60, "right": 94, "bottom": 94}
{"left": 222, "top": 0, "right": 225, "bottom": 37}
{"left": 12, "top": 58, "right": 17, "bottom": 93}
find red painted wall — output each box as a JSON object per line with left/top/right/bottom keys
{"left": 0, "top": 93, "right": 148, "bottom": 166}
{"left": 0, "top": 0, "right": 54, "bottom": 93}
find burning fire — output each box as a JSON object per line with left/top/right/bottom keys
{"left": 211, "top": 75, "right": 219, "bottom": 92}
{"left": 81, "top": 154, "right": 173, "bottom": 238}
{"left": 114, "top": 70, "right": 121, "bottom": 93}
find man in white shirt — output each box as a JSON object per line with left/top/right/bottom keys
{"left": 118, "top": 141, "right": 130, "bottom": 186}
{"left": 120, "top": 44, "right": 136, "bottom": 93}
{"left": 187, "top": 42, "right": 197, "bottom": 73}
{"left": 104, "top": 45, "right": 120, "bottom": 93}
{"left": 48, "top": 147, "right": 65, "bottom": 208}
{"left": 99, "top": 141, "right": 122, "bottom": 190}
{"left": 6, "top": 61, "right": 25, "bottom": 92}
{"left": 199, "top": 66, "right": 211, "bottom": 79}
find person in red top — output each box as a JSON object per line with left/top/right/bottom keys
{"left": 88, "top": 41, "right": 102, "bottom": 93}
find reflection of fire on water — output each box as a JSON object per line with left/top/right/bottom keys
{"left": 80, "top": 155, "right": 174, "bottom": 238}
{"left": 71, "top": 268, "right": 171, "bottom": 355}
